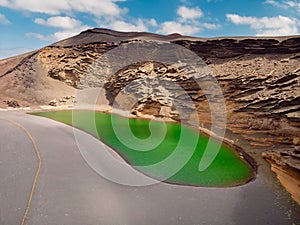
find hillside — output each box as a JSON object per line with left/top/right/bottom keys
{"left": 0, "top": 28, "right": 299, "bottom": 203}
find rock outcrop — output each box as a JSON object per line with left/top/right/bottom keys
{"left": 3, "top": 99, "right": 20, "bottom": 108}
{"left": 38, "top": 42, "right": 117, "bottom": 87}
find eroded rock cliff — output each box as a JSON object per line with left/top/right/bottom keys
{"left": 0, "top": 28, "right": 299, "bottom": 202}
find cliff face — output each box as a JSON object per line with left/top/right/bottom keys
{"left": 174, "top": 37, "right": 300, "bottom": 59}
{"left": 0, "top": 28, "right": 299, "bottom": 201}
{"left": 37, "top": 42, "right": 117, "bottom": 88}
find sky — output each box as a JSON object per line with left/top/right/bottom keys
{"left": 0, "top": 0, "right": 300, "bottom": 59}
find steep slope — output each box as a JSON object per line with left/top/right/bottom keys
{"left": 0, "top": 50, "right": 75, "bottom": 108}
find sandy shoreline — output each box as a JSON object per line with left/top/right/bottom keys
{"left": 3, "top": 104, "right": 300, "bottom": 204}
{"left": 1, "top": 109, "right": 300, "bottom": 224}
{"left": 5, "top": 104, "right": 258, "bottom": 177}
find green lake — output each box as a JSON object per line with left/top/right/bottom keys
{"left": 32, "top": 110, "right": 255, "bottom": 187}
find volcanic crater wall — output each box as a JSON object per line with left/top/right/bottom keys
{"left": 0, "top": 32, "right": 299, "bottom": 175}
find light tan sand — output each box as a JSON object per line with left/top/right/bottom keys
{"left": 271, "top": 165, "right": 300, "bottom": 205}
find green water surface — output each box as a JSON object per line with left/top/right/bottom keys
{"left": 32, "top": 110, "right": 255, "bottom": 187}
